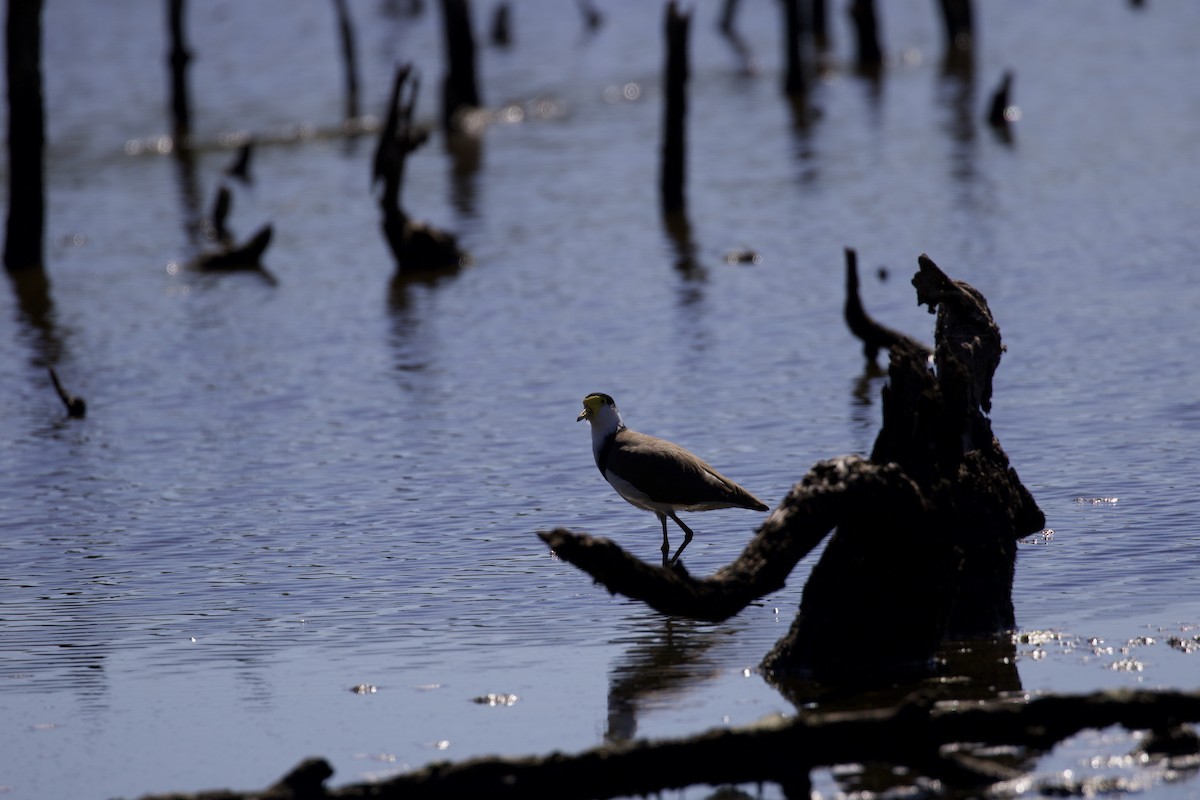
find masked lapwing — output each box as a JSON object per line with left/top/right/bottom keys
{"left": 577, "top": 392, "right": 769, "bottom": 567}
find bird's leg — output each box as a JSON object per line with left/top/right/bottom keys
{"left": 667, "top": 512, "right": 694, "bottom": 564}
{"left": 657, "top": 512, "right": 670, "bottom": 568}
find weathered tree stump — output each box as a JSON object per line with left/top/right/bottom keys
{"left": 542, "top": 254, "right": 1045, "bottom": 681}
{"left": 374, "top": 64, "right": 465, "bottom": 274}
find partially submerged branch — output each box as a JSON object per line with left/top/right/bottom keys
{"left": 842, "top": 246, "right": 929, "bottom": 364}
{"left": 139, "top": 688, "right": 1200, "bottom": 800}
{"left": 541, "top": 456, "right": 924, "bottom": 623}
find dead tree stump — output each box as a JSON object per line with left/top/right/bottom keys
{"left": 374, "top": 64, "right": 465, "bottom": 273}
{"left": 542, "top": 254, "right": 1044, "bottom": 682}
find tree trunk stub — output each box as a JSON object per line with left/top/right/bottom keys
{"left": 544, "top": 254, "right": 1045, "bottom": 679}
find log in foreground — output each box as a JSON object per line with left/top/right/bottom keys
{"left": 136, "top": 688, "right": 1200, "bottom": 799}
{"left": 545, "top": 254, "right": 1045, "bottom": 680}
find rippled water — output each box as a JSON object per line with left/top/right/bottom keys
{"left": 2, "top": 1, "right": 1199, "bottom": 798}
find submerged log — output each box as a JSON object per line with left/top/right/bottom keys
{"left": 138, "top": 688, "right": 1200, "bottom": 799}
{"left": 189, "top": 224, "right": 274, "bottom": 280}
{"left": 544, "top": 254, "right": 1044, "bottom": 680}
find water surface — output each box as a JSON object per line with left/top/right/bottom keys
{"left": 2, "top": 1, "right": 1199, "bottom": 797}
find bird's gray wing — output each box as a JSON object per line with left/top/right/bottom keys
{"left": 609, "top": 429, "right": 762, "bottom": 509}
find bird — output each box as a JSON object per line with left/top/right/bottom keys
{"left": 576, "top": 392, "right": 769, "bottom": 567}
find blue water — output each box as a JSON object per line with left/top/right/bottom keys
{"left": 2, "top": 1, "right": 1199, "bottom": 797}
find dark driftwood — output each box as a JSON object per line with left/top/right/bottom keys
{"left": 660, "top": 1, "right": 689, "bottom": 216}
{"left": 843, "top": 247, "right": 928, "bottom": 364}
{"left": 545, "top": 255, "right": 1044, "bottom": 680}
{"left": 137, "top": 688, "right": 1200, "bottom": 800}
{"left": 374, "top": 64, "right": 464, "bottom": 273}
{"left": 190, "top": 225, "right": 274, "bottom": 279}
{"left": 4, "top": 0, "right": 46, "bottom": 273}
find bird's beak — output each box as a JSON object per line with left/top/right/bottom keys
{"left": 576, "top": 409, "right": 588, "bottom": 422}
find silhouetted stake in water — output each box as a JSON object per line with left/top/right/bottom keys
{"left": 576, "top": 0, "right": 603, "bottom": 32}
{"left": 4, "top": 0, "right": 46, "bottom": 273}
{"left": 717, "top": 0, "right": 754, "bottom": 74}
{"left": 166, "top": 0, "right": 192, "bottom": 144}
{"left": 811, "top": 0, "right": 830, "bottom": 51}
{"left": 848, "top": 0, "right": 883, "bottom": 76}
{"left": 843, "top": 247, "right": 929, "bottom": 365}
{"left": 780, "top": 0, "right": 806, "bottom": 96}
{"left": 440, "top": 0, "right": 482, "bottom": 133}
{"left": 225, "top": 139, "right": 254, "bottom": 183}
{"left": 208, "top": 185, "right": 232, "bottom": 244}
{"left": 48, "top": 367, "right": 86, "bottom": 419}
{"left": 542, "top": 254, "right": 1045, "bottom": 681}
{"left": 985, "top": 70, "right": 1015, "bottom": 145}
{"left": 489, "top": 2, "right": 511, "bottom": 46}
{"left": 660, "top": 1, "right": 690, "bottom": 216}
{"left": 374, "top": 64, "right": 465, "bottom": 273}
{"left": 331, "top": 0, "right": 361, "bottom": 122}
{"left": 937, "top": 0, "right": 974, "bottom": 58}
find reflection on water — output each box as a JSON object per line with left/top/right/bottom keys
{"left": 3, "top": 1, "right": 1200, "bottom": 798}
{"left": 605, "top": 616, "right": 725, "bottom": 743}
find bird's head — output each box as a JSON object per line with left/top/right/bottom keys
{"left": 577, "top": 392, "right": 622, "bottom": 431}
